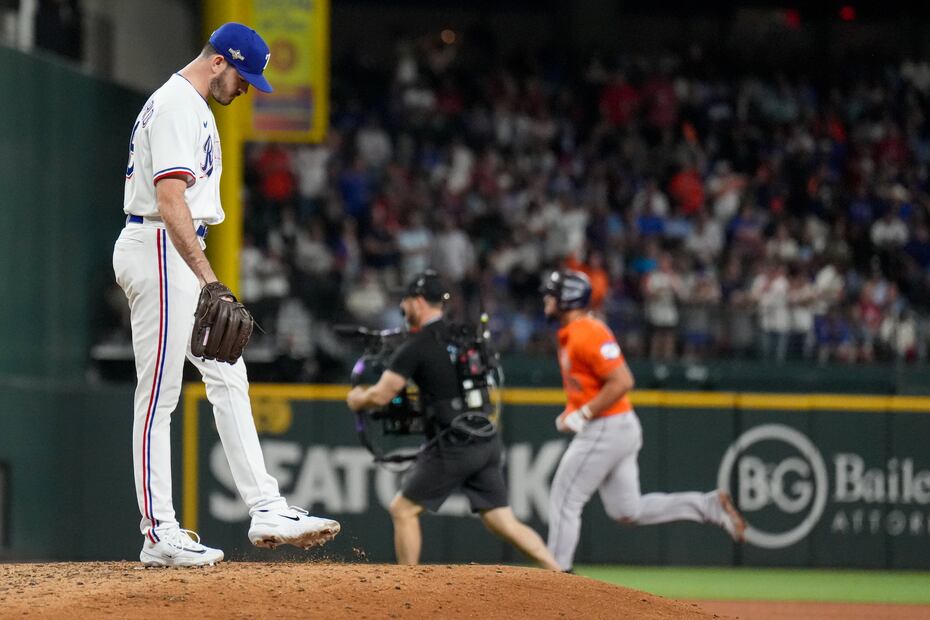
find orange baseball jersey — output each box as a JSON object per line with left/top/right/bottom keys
{"left": 557, "top": 315, "right": 632, "bottom": 418}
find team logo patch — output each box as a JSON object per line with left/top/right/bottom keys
{"left": 125, "top": 119, "right": 140, "bottom": 178}
{"left": 229, "top": 48, "right": 245, "bottom": 61}
{"left": 600, "top": 343, "right": 621, "bottom": 360}
{"left": 201, "top": 135, "right": 214, "bottom": 178}
{"left": 141, "top": 99, "right": 155, "bottom": 128}
{"left": 264, "top": 53, "right": 271, "bottom": 71}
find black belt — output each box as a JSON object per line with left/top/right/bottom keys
{"left": 127, "top": 214, "right": 208, "bottom": 238}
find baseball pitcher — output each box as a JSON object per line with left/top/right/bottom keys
{"left": 113, "top": 23, "right": 339, "bottom": 567}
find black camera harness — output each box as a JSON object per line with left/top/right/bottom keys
{"left": 343, "top": 316, "right": 503, "bottom": 468}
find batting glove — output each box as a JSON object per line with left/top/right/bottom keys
{"left": 556, "top": 404, "right": 593, "bottom": 433}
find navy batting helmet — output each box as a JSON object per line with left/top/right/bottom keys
{"left": 541, "top": 270, "right": 592, "bottom": 311}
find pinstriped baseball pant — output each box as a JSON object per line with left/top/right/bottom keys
{"left": 113, "top": 224, "right": 282, "bottom": 543}
{"left": 547, "top": 411, "right": 720, "bottom": 571}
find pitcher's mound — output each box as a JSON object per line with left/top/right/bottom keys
{"left": 0, "top": 562, "right": 714, "bottom": 619}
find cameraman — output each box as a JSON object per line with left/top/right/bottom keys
{"left": 347, "top": 271, "right": 559, "bottom": 570}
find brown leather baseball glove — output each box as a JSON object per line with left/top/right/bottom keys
{"left": 190, "top": 281, "right": 254, "bottom": 364}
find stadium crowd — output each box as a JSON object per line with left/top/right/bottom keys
{"left": 100, "top": 37, "right": 930, "bottom": 379}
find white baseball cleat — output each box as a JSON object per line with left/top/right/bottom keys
{"left": 248, "top": 506, "right": 341, "bottom": 550}
{"left": 139, "top": 528, "right": 224, "bottom": 567}
{"left": 717, "top": 490, "right": 747, "bottom": 543}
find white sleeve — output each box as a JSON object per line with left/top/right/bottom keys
{"left": 149, "top": 104, "right": 198, "bottom": 187}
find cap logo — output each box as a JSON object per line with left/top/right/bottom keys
{"left": 228, "top": 48, "right": 245, "bottom": 61}
{"left": 264, "top": 53, "right": 271, "bottom": 71}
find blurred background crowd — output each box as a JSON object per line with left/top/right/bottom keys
{"left": 94, "top": 23, "right": 930, "bottom": 380}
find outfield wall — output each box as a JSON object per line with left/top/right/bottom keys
{"left": 0, "top": 46, "right": 145, "bottom": 380}
{"left": 2, "top": 379, "right": 930, "bottom": 568}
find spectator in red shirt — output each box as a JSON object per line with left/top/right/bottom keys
{"left": 641, "top": 65, "right": 678, "bottom": 131}
{"left": 565, "top": 250, "right": 610, "bottom": 314}
{"left": 874, "top": 122, "right": 909, "bottom": 170}
{"left": 599, "top": 70, "right": 640, "bottom": 127}
{"left": 256, "top": 143, "right": 297, "bottom": 204}
{"left": 668, "top": 166, "right": 704, "bottom": 215}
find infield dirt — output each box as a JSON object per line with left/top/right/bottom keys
{"left": 0, "top": 561, "right": 715, "bottom": 619}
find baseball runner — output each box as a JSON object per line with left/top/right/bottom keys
{"left": 113, "top": 23, "right": 339, "bottom": 567}
{"left": 541, "top": 270, "right": 746, "bottom": 572}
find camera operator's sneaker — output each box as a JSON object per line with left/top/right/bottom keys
{"left": 139, "top": 528, "right": 224, "bottom": 567}
{"left": 248, "top": 506, "right": 341, "bottom": 550}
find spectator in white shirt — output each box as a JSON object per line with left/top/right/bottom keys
{"left": 751, "top": 261, "right": 790, "bottom": 364}
{"left": 870, "top": 209, "right": 909, "bottom": 249}
{"left": 631, "top": 177, "right": 670, "bottom": 217}
{"left": 356, "top": 116, "right": 393, "bottom": 170}
{"left": 643, "top": 253, "right": 683, "bottom": 361}
{"left": 294, "top": 219, "right": 334, "bottom": 276}
{"left": 431, "top": 216, "right": 476, "bottom": 285}
{"left": 788, "top": 266, "right": 816, "bottom": 359}
{"left": 766, "top": 222, "right": 800, "bottom": 263}
{"left": 706, "top": 160, "right": 746, "bottom": 223}
{"left": 685, "top": 209, "right": 724, "bottom": 263}
{"left": 345, "top": 269, "right": 389, "bottom": 324}
{"left": 396, "top": 210, "right": 433, "bottom": 282}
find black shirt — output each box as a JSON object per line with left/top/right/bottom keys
{"left": 387, "top": 318, "right": 461, "bottom": 411}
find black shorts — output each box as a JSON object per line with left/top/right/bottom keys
{"left": 401, "top": 436, "right": 509, "bottom": 513}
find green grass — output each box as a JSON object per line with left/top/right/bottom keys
{"left": 575, "top": 566, "right": 930, "bottom": 605}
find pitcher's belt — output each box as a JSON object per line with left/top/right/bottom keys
{"left": 126, "top": 214, "right": 207, "bottom": 238}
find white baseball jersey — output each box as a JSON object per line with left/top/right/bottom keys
{"left": 123, "top": 73, "right": 224, "bottom": 224}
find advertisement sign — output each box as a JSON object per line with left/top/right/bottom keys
{"left": 249, "top": 0, "right": 329, "bottom": 142}
{"left": 182, "top": 385, "right": 930, "bottom": 567}
{"left": 717, "top": 416, "right": 930, "bottom": 568}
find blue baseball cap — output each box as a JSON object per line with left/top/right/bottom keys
{"left": 208, "top": 22, "right": 273, "bottom": 93}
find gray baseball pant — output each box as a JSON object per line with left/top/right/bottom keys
{"left": 546, "top": 411, "right": 724, "bottom": 571}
